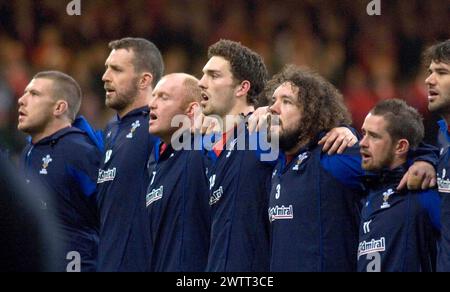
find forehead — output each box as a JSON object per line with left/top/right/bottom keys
{"left": 105, "top": 48, "right": 135, "bottom": 67}
{"left": 153, "top": 76, "right": 185, "bottom": 96}
{"left": 202, "top": 56, "right": 232, "bottom": 74}
{"left": 429, "top": 61, "right": 450, "bottom": 70}
{"left": 26, "top": 78, "right": 54, "bottom": 92}
{"left": 273, "top": 82, "right": 299, "bottom": 97}
{"left": 363, "top": 114, "right": 389, "bottom": 132}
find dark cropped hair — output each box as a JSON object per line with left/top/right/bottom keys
{"left": 370, "top": 99, "right": 424, "bottom": 148}
{"left": 268, "top": 65, "right": 351, "bottom": 144}
{"left": 423, "top": 39, "right": 450, "bottom": 65}
{"left": 33, "top": 71, "right": 82, "bottom": 122}
{"left": 109, "top": 37, "right": 164, "bottom": 87}
{"left": 208, "top": 39, "right": 268, "bottom": 106}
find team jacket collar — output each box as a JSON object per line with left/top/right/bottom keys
{"left": 362, "top": 164, "right": 408, "bottom": 189}
{"left": 438, "top": 119, "right": 450, "bottom": 138}
{"left": 116, "top": 106, "right": 149, "bottom": 122}
{"left": 30, "top": 126, "right": 83, "bottom": 146}
{"left": 280, "top": 132, "right": 324, "bottom": 168}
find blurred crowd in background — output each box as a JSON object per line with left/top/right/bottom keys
{"left": 0, "top": 0, "right": 448, "bottom": 159}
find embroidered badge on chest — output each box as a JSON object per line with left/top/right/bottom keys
{"left": 126, "top": 120, "right": 141, "bottom": 139}
{"left": 39, "top": 155, "right": 53, "bottom": 175}
{"left": 292, "top": 152, "right": 309, "bottom": 171}
{"left": 380, "top": 188, "right": 395, "bottom": 209}
{"left": 438, "top": 168, "right": 450, "bottom": 193}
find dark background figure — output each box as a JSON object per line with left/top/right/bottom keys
{"left": 0, "top": 156, "right": 60, "bottom": 272}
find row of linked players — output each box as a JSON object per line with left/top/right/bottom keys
{"left": 4, "top": 38, "right": 450, "bottom": 272}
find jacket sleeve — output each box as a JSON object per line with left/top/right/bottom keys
{"left": 419, "top": 189, "right": 442, "bottom": 231}
{"left": 320, "top": 144, "right": 365, "bottom": 192}
{"left": 66, "top": 142, "right": 101, "bottom": 198}
{"left": 407, "top": 142, "right": 439, "bottom": 169}
{"left": 73, "top": 116, "right": 104, "bottom": 152}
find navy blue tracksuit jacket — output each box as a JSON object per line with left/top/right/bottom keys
{"left": 358, "top": 166, "right": 440, "bottom": 272}
{"left": 269, "top": 133, "right": 438, "bottom": 272}
{"left": 206, "top": 125, "right": 274, "bottom": 272}
{"left": 269, "top": 142, "right": 362, "bottom": 272}
{"left": 96, "top": 107, "right": 157, "bottom": 272}
{"left": 20, "top": 117, "right": 102, "bottom": 272}
{"left": 146, "top": 137, "right": 210, "bottom": 271}
{"left": 436, "top": 119, "right": 450, "bottom": 271}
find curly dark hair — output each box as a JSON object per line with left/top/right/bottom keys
{"left": 423, "top": 39, "right": 450, "bottom": 65}
{"left": 269, "top": 65, "right": 352, "bottom": 145}
{"left": 208, "top": 39, "right": 268, "bottom": 106}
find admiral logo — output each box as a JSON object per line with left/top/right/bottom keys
{"left": 39, "top": 155, "right": 53, "bottom": 175}
{"left": 146, "top": 186, "right": 163, "bottom": 207}
{"left": 363, "top": 220, "right": 372, "bottom": 234}
{"left": 272, "top": 169, "right": 277, "bottom": 178}
{"left": 226, "top": 139, "right": 238, "bottom": 158}
{"left": 126, "top": 120, "right": 141, "bottom": 139}
{"left": 358, "top": 237, "right": 386, "bottom": 259}
{"left": 209, "top": 174, "right": 216, "bottom": 190}
{"left": 438, "top": 168, "right": 450, "bottom": 193}
{"left": 104, "top": 150, "right": 112, "bottom": 164}
{"left": 97, "top": 168, "right": 116, "bottom": 183}
{"left": 209, "top": 186, "right": 223, "bottom": 206}
{"left": 268, "top": 205, "right": 294, "bottom": 222}
{"left": 150, "top": 171, "right": 157, "bottom": 186}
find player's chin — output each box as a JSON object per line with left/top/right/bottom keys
{"left": 17, "top": 122, "right": 27, "bottom": 132}
{"left": 361, "top": 161, "right": 375, "bottom": 171}
{"left": 149, "top": 125, "right": 159, "bottom": 135}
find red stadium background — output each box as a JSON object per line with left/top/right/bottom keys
{"left": 0, "top": 0, "right": 449, "bottom": 158}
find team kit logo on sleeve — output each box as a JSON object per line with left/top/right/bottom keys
{"left": 438, "top": 168, "right": 450, "bottom": 193}
{"left": 39, "top": 155, "right": 53, "bottom": 175}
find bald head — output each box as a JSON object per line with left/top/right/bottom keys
{"left": 149, "top": 73, "right": 201, "bottom": 143}
{"left": 160, "top": 73, "right": 201, "bottom": 106}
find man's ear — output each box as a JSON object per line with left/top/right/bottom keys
{"left": 139, "top": 73, "right": 154, "bottom": 90}
{"left": 54, "top": 100, "right": 69, "bottom": 117}
{"left": 395, "top": 139, "right": 410, "bottom": 156}
{"left": 185, "top": 102, "right": 200, "bottom": 119}
{"left": 236, "top": 80, "right": 251, "bottom": 97}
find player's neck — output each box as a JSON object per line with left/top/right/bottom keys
{"left": 117, "top": 91, "right": 151, "bottom": 119}
{"left": 443, "top": 114, "right": 450, "bottom": 129}
{"left": 31, "top": 120, "right": 71, "bottom": 144}
{"left": 284, "top": 139, "right": 310, "bottom": 157}
{"left": 222, "top": 103, "right": 254, "bottom": 133}
{"left": 388, "top": 156, "right": 407, "bottom": 171}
